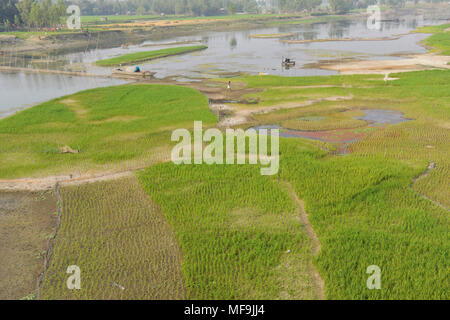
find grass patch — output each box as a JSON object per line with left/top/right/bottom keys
{"left": 0, "top": 30, "right": 81, "bottom": 40}
{"left": 40, "top": 176, "right": 185, "bottom": 299}
{"left": 3, "top": 66, "right": 449, "bottom": 300}
{"left": 0, "top": 84, "right": 216, "bottom": 178}
{"left": 137, "top": 162, "right": 316, "bottom": 299}
{"left": 279, "top": 139, "right": 449, "bottom": 299}
{"left": 416, "top": 23, "right": 450, "bottom": 55}
{"left": 95, "top": 45, "right": 208, "bottom": 66}
{"left": 82, "top": 13, "right": 303, "bottom": 24}
{"left": 240, "top": 70, "right": 450, "bottom": 208}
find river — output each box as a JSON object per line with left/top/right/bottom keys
{"left": 0, "top": 14, "right": 446, "bottom": 117}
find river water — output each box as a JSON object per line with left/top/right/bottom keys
{"left": 0, "top": 14, "right": 446, "bottom": 116}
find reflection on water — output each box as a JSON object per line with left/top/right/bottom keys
{"left": 355, "top": 109, "right": 411, "bottom": 125}
{"left": 0, "top": 15, "right": 446, "bottom": 114}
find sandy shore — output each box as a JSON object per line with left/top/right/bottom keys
{"left": 318, "top": 53, "right": 450, "bottom": 75}
{"left": 280, "top": 36, "right": 401, "bottom": 44}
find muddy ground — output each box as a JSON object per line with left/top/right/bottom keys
{"left": 0, "top": 190, "right": 58, "bottom": 299}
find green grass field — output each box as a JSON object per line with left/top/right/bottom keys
{"left": 137, "top": 163, "right": 317, "bottom": 299}
{"left": 417, "top": 23, "right": 450, "bottom": 55}
{"left": 81, "top": 14, "right": 171, "bottom": 23}
{"left": 40, "top": 176, "right": 186, "bottom": 299}
{"left": 0, "top": 30, "right": 84, "bottom": 39}
{"left": 3, "top": 36, "right": 448, "bottom": 299}
{"left": 0, "top": 84, "right": 216, "bottom": 178}
{"left": 232, "top": 70, "right": 450, "bottom": 207}
{"left": 279, "top": 139, "right": 449, "bottom": 299}
{"left": 82, "top": 13, "right": 303, "bottom": 24}
{"left": 95, "top": 45, "right": 208, "bottom": 66}
{"left": 136, "top": 69, "right": 450, "bottom": 299}
{"left": 133, "top": 134, "right": 448, "bottom": 299}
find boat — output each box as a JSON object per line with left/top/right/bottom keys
{"left": 111, "top": 67, "right": 155, "bottom": 79}
{"left": 282, "top": 58, "right": 296, "bottom": 67}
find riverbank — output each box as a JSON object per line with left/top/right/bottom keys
{"left": 314, "top": 22, "right": 450, "bottom": 75}
{"left": 0, "top": 13, "right": 317, "bottom": 55}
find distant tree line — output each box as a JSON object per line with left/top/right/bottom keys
{"left": 69, "top": 0, "right": 450, "bottom": 16}
{"left": 325, "top": 0, "right": 447, "bottom": 14}
{"left": 1, "top": 0, "right": 450, "bottom": 30}
{"left": 68, "top": 0, "right": 260, "bottom": 16}
{"left": 1, "top": 0, "right": 66, "bottom": 30}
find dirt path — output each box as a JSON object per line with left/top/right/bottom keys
{"left": 217, "top": 92, "right": 354, "bottom": 128}
{"left": 282, "top": 181, "right": 325, "bottom": 300}
{"left": 281, "top": 35, "right": 401, "bottom": 44}
{"left": 0, "top": 170, "right": 135, "bottom": 192}
{"left": 411, "top": 162, "right": 449, "bottom": 211}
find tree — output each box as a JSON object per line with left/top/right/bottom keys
{"left": 329, "top": 0, "right": 353, "bottom": 13}
{"left": 4, "top": 19, "right": 11, "bottom": 30}
{"left": 1, "top": 0, "right": 19, "bottom": 25}
{"left": 228, "top": 2, "right": 237, "bottom": 14}
{"left": 15, "top": 0, "right": 34, "bottom": 28}
{"left": 29, "top": 1, "right": 41, "bottom": 28}
{"left": 136, "top": 5, "right": 146, "bottom": 15}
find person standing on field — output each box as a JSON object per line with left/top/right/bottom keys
{"left": 227, "top": 81, "right": 231, "bottom": 91}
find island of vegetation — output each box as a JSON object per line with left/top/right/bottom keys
{"left": 95, "top": 45, "right": 208, "bottom": 67}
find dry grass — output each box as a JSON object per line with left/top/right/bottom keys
{"left": 0, "top": 190, "right": 57, "bottom": 300}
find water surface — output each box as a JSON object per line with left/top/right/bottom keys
{"left": 0, "top": 15, "right": 445, "bottom": 114}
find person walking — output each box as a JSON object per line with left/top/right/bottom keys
{"left": 227, "top": 81, "right": 231, "bottom": 91}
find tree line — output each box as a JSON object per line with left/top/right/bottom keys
{"left": 1, "top": 0, "right": 66, "bottom": 30}
{"left": 74, "top": 0, "right": 450, "bottom": 16}
{"left": 1, "top": 0, "right": 449, "bottom": 31}
{"left": 72, "top": 0, "right": 260, "bottom": 16}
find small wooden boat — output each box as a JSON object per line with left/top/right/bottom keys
{"left": 112, "top": 68, "right": 155, "bottom": 79}
{"left": 282, "top": 58, "right": 296, "bottom": 67}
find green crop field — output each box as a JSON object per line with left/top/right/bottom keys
{"left": 417, "top": 23, "right": 450, "bottom": 55}
{"left": 37, "top": 70, "right": 450, "bottom": 300}
{"left": 40, "top": 176, "right": 186, "bottom": 299}
{"left": 81, "top": 13, "right": 298, "bottom": 24}
{"left": 95, "top": 45, "right": 208, "bottom": 66}
{"left": 231, "top": 70, "right": 450, "bottom": 207}
{"left": 2, "top": 25, "right": 449, "bottom": 299}
{"left": 0, "top": 84, "right": 216, "bottom": 178}
{"left": 279, "top": 139, "right": 449, "bottom": 299}
{"left": 137, "top": 163, "right": 317, "bottom": 299}
{"left": 81, "top": 14, "right": 171, "bottom": 23}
